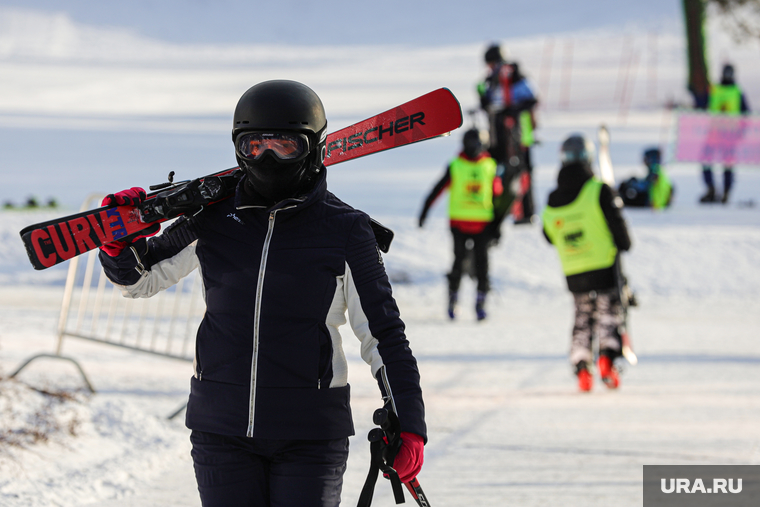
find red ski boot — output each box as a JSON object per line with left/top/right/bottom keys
{"left": 598, "top": 356, "right": 620, "bottom": 389}
{"left": 577, "top": 368, "right": 593, "bottom": 392}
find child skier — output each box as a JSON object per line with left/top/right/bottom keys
{"left": 618, "top": 147, "right": 674, "bottom": 210}
{"left": 643, "top": 148, "right": 674, "bottom": 210}
{"left": 418, "top": 128, "right": 501, "bottom": 321}
{"left": 542, "top": 134, "right": 632, "bottom": 392}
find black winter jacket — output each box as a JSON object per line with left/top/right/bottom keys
{"left": 543, "top": 162, "right": 632, "bottom": 293}
{"left": 100, "top": 169, "right": 426, "bottom": 441}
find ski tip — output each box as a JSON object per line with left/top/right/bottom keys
{"left": 437, "top": 87, "right": 464, "bottom": 128}
{"left": 622, "top": 345, "right": 638, "bottom": 366}
{"left": 598, "top": 125, "right": 610, "bottom": 143}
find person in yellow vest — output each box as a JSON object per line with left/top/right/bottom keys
{"left": 418, "top": 129, "right": 502, "bottom": 321}
{"left": 643, "top": 148, "right": 674, "bottom": 210}
{"left": 542, "top": 134, "right": 632, "bottom": 392}
{"left": 700, "top": 64, "right": 751, "bottom": 204}
{"left": 617, "top": 148, "right": 674, "bottom": 209}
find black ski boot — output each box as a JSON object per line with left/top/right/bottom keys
{"left": 447, "top": 291, "right": 458, "bottom": 320}
{"left": 475, "top": 291, "right": 487, "bottom": 321}
{"left": 699, "top": 186, "right": 718, "bottom": 203}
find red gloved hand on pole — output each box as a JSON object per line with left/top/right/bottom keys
{"left": 393, "top": 432, "right": 424, "bottom": 483}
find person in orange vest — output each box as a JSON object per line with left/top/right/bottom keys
{"left": 418, "top": 129, "right": 502, "bottom": 321}
{"left": 542, "top": 134, "right": 632, "bottom": 392}
{"left": 699, "top": 63, "right": 751, "bottom": 204}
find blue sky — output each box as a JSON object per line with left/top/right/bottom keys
{"left": 2, "top": 0, "right": 683, "bottom": 45}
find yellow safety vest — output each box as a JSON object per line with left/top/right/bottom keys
{"left": 542, "top": 179, "right": 618, "bottom": 276}
{"left": 709, "top": 84, "right": 742, "bottom": 115}
{"left": 519, "top": 110, "right": 535, "bottom": 147}
{"left": 448, "top": 156, "right": 498, "bottom": 222}
{"left": 649, "top": 164, "right": 673, "bottom": 210}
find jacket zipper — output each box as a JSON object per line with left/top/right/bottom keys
{"left": 247, "top": 211, "right": 277, "bottom": 437}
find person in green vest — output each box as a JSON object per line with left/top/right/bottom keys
{"left": 542, "top": 134, "right": 632, "bottom": 392}
{"left": 418, "top": 128, "right": 502, "bottom": 321}
{"left": 617, "top": 148, "right": 674, "bottom": 209}
{"left": 700, "top": 64, "right": 751, "bottom": 204}
{"left": 643, "top": 148, "right": 674, "bottom": 210}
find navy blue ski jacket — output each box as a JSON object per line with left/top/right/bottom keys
{"left": 100, "top": 169, "right": 426, "bottom": 441}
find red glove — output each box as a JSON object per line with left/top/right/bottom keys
{"left": 100, "top": 188, "right": 158, "bottom": 257}
{"left": 393, "top": 432, "right": 424, "bottom": 483}
{"left": 102, "top": 187, "right": 147, "bottom": 208}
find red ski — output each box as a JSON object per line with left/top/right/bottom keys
{"left": 20, "top": 88, "right": 463, "bottom": 270}
{"left": 324, "top": 87, "right": 462, "bottom": 164}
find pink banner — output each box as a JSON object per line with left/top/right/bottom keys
{"left": 673, "top": 112, "right": 760, "bottom": 166}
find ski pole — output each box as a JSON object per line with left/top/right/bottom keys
{"left": 404, "top": 478, "right": 430, "bottom": 507}
{"left": 357, "top": 404, "right": 431, "bottom": 507}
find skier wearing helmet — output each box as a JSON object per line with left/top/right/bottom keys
{"left": 98, "top": 80, "right": 426, "bottom": 506}
{"left": 542, "top": 134, "right": 632, "bottom": 392}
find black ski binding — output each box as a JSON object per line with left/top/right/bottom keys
{"left": 139, "top": 170, "right": 242, "bottom": 223}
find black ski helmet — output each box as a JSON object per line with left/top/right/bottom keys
{"left": 484, "top": 44, "right": 503, "bottom": 64}
{"left": 560, "top": 134, "right": 595, "bottom": 166}
{"left": 643, "top": 147, "right": 661, "bottom": 167}
{"left": 462, "top": 128, "right": 488, "bottom": 159}
{"left": 232, "top": 80, "right": 328, "bottom": 201}
{"left": 721, "top": 63, "right": 735, "bottom": 84}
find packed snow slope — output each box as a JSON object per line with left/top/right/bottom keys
{"left": 1, "top": 5, "right": 760, "bottom": 507}
{"left": 2, "top": 147, "right": 760, "bottom": 507}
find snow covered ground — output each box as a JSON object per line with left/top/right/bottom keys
{"left": 2, "top": 4, "right": 760, "bottom": 507}
{"left": 2, "top": 153, "right": 760, "bottom": 507}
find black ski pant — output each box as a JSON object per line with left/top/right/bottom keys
{"left": 448, "top": 228, "right": 490, "bottom": 294}
{"left": 702, "top": 164, "right": 734, "bottom": 194}
{"left": 190, "top": 430, "right": 348, "bottom": 507}
{"left": 489, "top": 110, "right": 521, "bottom": 167}
{"left": 520, "top": 147, "right": 535, "bottom": 218}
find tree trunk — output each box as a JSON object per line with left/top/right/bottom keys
{"left": 682, "top": 0, "right": 710, "bottom": 108}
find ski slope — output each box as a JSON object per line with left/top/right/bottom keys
{"left": 2, "top": 156, "right": 760, "bottom": 506}
{"left": 2, "top": 5, "right": 760, "bottom": 507}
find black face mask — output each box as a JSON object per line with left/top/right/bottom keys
{"left": 241, "top": 152, "right": 313, "bottom": 204}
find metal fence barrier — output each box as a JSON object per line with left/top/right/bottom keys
{"left": 12, "top": 194, "right": 203, "bottom": 418}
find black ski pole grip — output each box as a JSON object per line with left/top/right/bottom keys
{"left": 373, "top": 408, "right": 388, "bottom": 426}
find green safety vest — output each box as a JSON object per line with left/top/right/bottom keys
{"left": 519, "top": 110, "right": 534, "bottom": 147}
{"left": 708, "top": 84, "right": 742, "bottom": 115}
{"left": 542, "top": 178, "right": 618, "bottom": 276}
{"left": 448, "top": 156, "right": 498, "bottom": 222}
{"left": 648, "top": 163, "right": 673, "bottom": 210}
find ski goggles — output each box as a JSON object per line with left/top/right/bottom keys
{"left": 235, "top": 132, "right": 310, "bottom": 162}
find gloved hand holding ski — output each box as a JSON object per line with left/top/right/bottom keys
{"left": 19, "top": 88, "right": 463, "bottom": 270}
{"left": 99, "top": 188, "right": 160, "bottom": 257}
